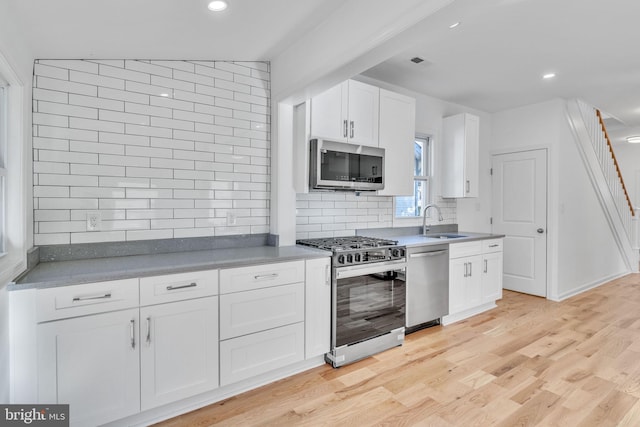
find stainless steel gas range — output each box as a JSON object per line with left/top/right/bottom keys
{"left": 297, "top": 236, "right": 407, "bottom": 367}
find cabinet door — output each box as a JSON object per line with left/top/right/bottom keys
{"left": 442, "top": 113, "right": 480, "bottom": 198}
{"left": 482, "top": 251, "right": 503, "bottom": 303}
{"left": 37, "top": 309, "right": 140, "bottom": 426}
{"left": 377, "top": 89, "right": 416, "bottom": 196}
{"left": 310, "top": 82, "right": 347, "bottom": 142}
{"left": 347, "top": 80, "right": 379, "bottom": 147}
{"left": 463, "top": 113, "right": 480, "bottom": 197}
{"left": 305, "top": 257, "right": 331, "bottom": 358}
{"left": 140, "top": 296, "right": 219, "bottom": 411}
{"left": 448, "top": 257, "right": 468, "bottom": 315}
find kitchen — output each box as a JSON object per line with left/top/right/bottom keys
{"left": 2, "top": 0, "right": 640, "bottom": 426}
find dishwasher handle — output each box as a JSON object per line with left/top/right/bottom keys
{"left": 409, "top": 250, "right": 448, "bottom": 259}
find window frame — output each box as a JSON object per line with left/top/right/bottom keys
{"left": 393, "top": 135, "right": 434, "bottom": 224}
{"left": 0, "top": 50, "right": 27, "bottom": 283}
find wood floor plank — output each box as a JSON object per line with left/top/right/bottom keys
{"left": 154, "top": 273, "right": 640, "bottom": 427}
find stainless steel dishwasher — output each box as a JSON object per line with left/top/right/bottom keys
{"left": 406, "top": 244, "right": 449, "bottom": 331}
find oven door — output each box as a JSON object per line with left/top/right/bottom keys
{"left": 333, "top": 260, "right": 406, "bottom": 348}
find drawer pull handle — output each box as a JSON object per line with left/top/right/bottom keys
{"left": 489, "top": 244, "right": 499, "bottom": 248}
{"left": 72, "top": 293, "right": 112, "bottom": 302}
{"left": 146, "top": 316, "right": 151, "bottom": 345}
{"left": 130, "top": 319, "right": 136, "bottom": 349}
{"left": 166, "top": 282, "right": 197, "bottom": 291}
{"left": 254, "top": 273, "right": 279, "bottom": 280}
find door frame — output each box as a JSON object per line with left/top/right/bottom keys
{"left": 490, "top": 145, "right": 552, "bottom": 299}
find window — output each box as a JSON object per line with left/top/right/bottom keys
{"left": 395, "top": 136, "right": 432, "bottom": 218}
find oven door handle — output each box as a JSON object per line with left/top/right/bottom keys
{"left": 335, "top": 260, "right": 406, "bottom": 279}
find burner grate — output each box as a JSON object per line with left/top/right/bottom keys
{"left": 297, "top": 236, "right": 398, "bottom": 251}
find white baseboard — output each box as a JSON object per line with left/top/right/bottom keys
{"left": 548, "top": 270, "right": 629, "bottom": 302}
{"left": 442, "top": 302, "right": 497, "bottom": 326}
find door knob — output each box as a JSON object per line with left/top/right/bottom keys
{"left": 537, "top": 228, "right": 544, "bottom": 234}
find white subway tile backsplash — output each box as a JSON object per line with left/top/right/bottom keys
{"left": 69, "top": 94, "right": 124, "bottom": 112}
{"left": 37, "top": 76, "right": 97, "bottom": 97}
{"left": 33, "top": 88, "right": 69, "bottom": 103}
{"left": 70, "top": 70, "right": 124, "bottom": 90}
{"left": 100, "top": 64, "right": 151, "bottom": 84}
{"left": 125, "top": 60, "right": 172, "bottom": 78}
{"left": 34, "top": 60, "right": 270, "bottom": 244}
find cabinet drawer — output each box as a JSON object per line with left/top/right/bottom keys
{"left": 219, "top": 283, "right": 304, "bottom": 340}
{"left": 140, "top": 270, "right": 218, "bottom": 306}
{"left": 37, "top": 279, "right": 139, "bottom": 322}
{"left": 482, "top": 238, "right": 503, "bottom": 253}
{"left": 219, "top": 323, "right": 305, "bottom": 386}
{"left": 219, "top": 261, "right": 304, "bottom": 294}
{"left": 449, "top": 241, "right": 482, "bottom": 259}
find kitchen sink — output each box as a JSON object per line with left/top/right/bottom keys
{"left": 426, "top": 233, "right": 468, "bottom": 239}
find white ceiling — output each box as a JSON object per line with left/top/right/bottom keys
{"left": 7, "top": 0, "right": 640, "bottom": 143}
{"left": 6, "top": 0, "right": 344, "bottom": 61}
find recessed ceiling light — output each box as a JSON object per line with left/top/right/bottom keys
{"left": 626, "top": 136, "right": 640, "bottom": 143}
{"left": 543, "top": 73, "right": 556, "bottom": 79}
{"left": 208, "top": 1, "right": 228, "bottom": 12}
{"left": 449, "top": 22, "right": 461, "bottom": 29}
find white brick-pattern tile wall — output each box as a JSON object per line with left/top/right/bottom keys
{"left": 295, "top": 193, "right": 457, "bottom": 240}
{"left": 33, "top": 60, "right": 270, "bottom": 245}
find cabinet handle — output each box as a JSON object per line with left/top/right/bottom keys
{"left": 146, "top": 316, "right": 151, "bottom": 346}
{"left": 463, "top": 262, "right": 468, "bottom": 277}
{"left": 130, "top": 319, "right": 135, "bottom": 349}
{"left": 343, "top": 120, "right": 348, "bottom": 138}
{"left": 489, "top": 244, "right": 499, "bottom": 248}
{"left": 325, "top": 264, "right": 330, "bottom": 286}
{"left": 484, "top": 259, "right": 488, "bottom": 274}
{"left": 466, "top": 180, "right": 470, "bottom": 193}
{"left": 166, "top": 282, "right": 197, "bottom": 291}
{"left": 254, "top": 273, "right": 278, "bottom": 280}
{"left": 72, "top": 292, "right": 112, "bottom": 302}
{"left": 350, "top": 121, "right": 354, "bottom": 139}
{"left": 469, "top": 262, "right": 473, "bottom": 277}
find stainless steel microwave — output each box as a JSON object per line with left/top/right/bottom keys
{"left": 309, "top": 138, "right": 385, "bottom": 191}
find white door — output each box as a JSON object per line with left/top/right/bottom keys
{"left": 140, "top": 296, "right": 219, "bottom": 411}
{"left": 37, "top": 309, "right": 141, "bottom": 426}
{"left": 492, "top": 149, "right": 548, "bottom": 297}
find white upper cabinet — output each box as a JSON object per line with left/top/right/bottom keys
{"left": 310, "top": 80, "right": 379, "bottom": 147}
{"left": 442, "top": 113, "right": 480, "bottom": 198}
{"left": 377, "top": 89, "right": 416, "bottom": 196}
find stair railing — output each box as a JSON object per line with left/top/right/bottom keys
{"left": 576, "top": 100, "right": 635, "bottom": 241}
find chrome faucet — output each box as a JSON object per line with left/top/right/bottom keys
{"left": 422, "top": 203, "right": 443, "bottom": 235}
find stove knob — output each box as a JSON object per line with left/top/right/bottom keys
{"left": 391, "top": 249, "right": 399, "bottom": 258}
{"left": 354, "top": 253, "right": 361, "bottom": 262}
{"left": 337, "top": 255, "right": 345, "bottom": 265}
{"left": 346, "top": 254, "right": 353, "bottom": 264}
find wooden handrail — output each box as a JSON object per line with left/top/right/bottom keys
{"left": 596, "top": 109, "right": 635, "bottom": 217}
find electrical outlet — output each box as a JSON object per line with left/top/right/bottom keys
{"left": 87, "top": 212, "right": 101, "bottom": 231}
{"left": 226, "top": 212, "right": 237, "bottom": 226}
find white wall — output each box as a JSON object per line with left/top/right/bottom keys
{"left": 32, "top": 60, "right": 271, "bottom": 245}
{"left": 0, "top": 0, "right": 34, "bottom": 404}
{"left": 491, "top": 99, "right": 627, "bottom": 300}
{"left": 614, "top": 143, "right": 640, "bottom": 208}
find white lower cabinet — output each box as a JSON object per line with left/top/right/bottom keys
{"left": 140, "top": 296, "right": 219, "bottom": 411}
{"left": 219, "top": 260, "right": 307, "bottom": 386}
{"left": 305, "top": 257, "right": 331, "bottom": 358}
{"left": 220, "top": 323, "right": 305, "bottom": 386}
{"left": 37, "top": 308, "right": 141, "bottom": 427}
{"left": 444, "top": 238, "right": 504, "bottom": 325}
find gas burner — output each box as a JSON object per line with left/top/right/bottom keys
{"left": 297, "top": 235, "right": 406, "bottom": 266}
{"left": 296, "top": 236, "right": 398, "bottom": 251}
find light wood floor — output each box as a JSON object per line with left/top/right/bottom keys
{"left": 156, "top": 273, "right": 640, "bottom": 426}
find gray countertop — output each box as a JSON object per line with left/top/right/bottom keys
{"left": 10, "top": 245, "right": 330, "bottom": 290}
{"left": 392, "top": 232, "right": 504, "bottom": 248}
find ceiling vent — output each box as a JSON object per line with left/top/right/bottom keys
{"left": 410, "top": 57, "right": 425, "bottom": 64}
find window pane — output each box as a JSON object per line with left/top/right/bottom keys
{"left": 414, "top": 139, "right": 423, "bottom": 176}
{"left": 395, "top": 136, "right": 431, "bottom": 218}
{"left": 395, "top": 179, "right": 427, "bottom": 217}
